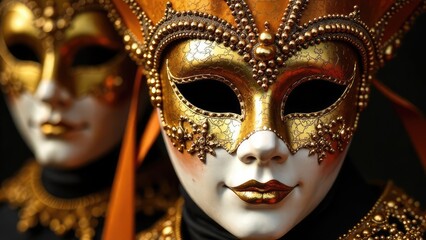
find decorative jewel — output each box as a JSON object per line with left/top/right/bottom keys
{"left": 163, "top": 116, "right": 219, "bottom": 162}
{"left": 303, "top": 116, "right": 354, "bottom": 163}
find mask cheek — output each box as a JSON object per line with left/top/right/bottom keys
{"left": 162, "top": 128, "right": 205, "bottom": 181}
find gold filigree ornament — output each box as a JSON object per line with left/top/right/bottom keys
{"left": 303, "top": 116, "right": 354, "bottom": 163}
{"left": 163, "top": 116, "right": 220, "bottom": 162}
{"left": 0, "top": 162, "right": 109, "bottom": 240}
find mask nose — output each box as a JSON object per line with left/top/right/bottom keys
{"left": 237, "top": 131, "right": 289, "bottom": 166}
{"left": 34, "top": 51, "right": 72, "bottom": 108}
{"left": 34, "top": 80, "right": 72, "bottom": 108}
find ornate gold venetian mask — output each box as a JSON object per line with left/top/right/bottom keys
{"left": 0, "top": 0, "right": 135, "bottom": 104}
{"left": 111, "top": 0, "right": 424, "bottom": 163}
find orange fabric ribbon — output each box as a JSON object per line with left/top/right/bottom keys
{"left": 372, "top": 80, "right": 426, "bottom": 171}
{"left": 137, "top": 109, "right": 160, "bottom": 166}
{"left": 102, "top": 66, "right": 160, "bottom": 240}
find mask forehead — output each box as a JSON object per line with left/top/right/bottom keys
{"left": 0, "top": 0, "right": 135, "bottom": 103}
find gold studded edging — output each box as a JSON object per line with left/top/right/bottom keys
{"left": 339, "top": 181, "right": 426, "bottom": 239}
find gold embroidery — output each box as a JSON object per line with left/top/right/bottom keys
{"left": 0, "top": 162, "right": 109, "bottom": 240}
{"left": 0, "top": 161, "right": 179, "bottom": 239}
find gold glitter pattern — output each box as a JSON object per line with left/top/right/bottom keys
{"left": 0, "top": 0, "right": 107, "bottom": 44}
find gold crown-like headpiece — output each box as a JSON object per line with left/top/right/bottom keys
{"left": 111, "top": 0, "right": 425, "bottom": 110}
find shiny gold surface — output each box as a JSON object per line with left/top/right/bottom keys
{"left": 229, "top": 179, "right": 295, "bottom": 204}
{"left": 231, "top": 190, "right": 289, "bottom": 204}
{"left": 40, "top": 123, "right": 68, "bottom": 136}
{"left": 160, "top": 40, "right": 359, "bottom": 161}
{"left": 0, "top": 1, "right": 136, "bottom": 103}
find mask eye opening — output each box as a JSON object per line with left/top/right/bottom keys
{"left": 71, "top": 45, "right": 120, "bottom": 67}
{"left": 173, "top": 76, "right": 243, "bottom": 117}
{"left": 282, "top": 76, "right": 349, "bottom": 118}
{"left": 6, "top": 42, "right": 40, "bottom": 63}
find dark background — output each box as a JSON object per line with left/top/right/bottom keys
{"left": 1, "top": 12, "right": 425, "bottom": 204}
{"left": 349, "top": 14, "right": 426, "bottom": 204}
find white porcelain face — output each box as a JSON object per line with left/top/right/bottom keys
{"left": 6, "top": 81, "right": 131, "bottom": 169}
{"left": 164, "top": 128, "right": 348, "bottom": 239}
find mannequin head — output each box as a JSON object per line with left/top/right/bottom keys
{"left": 0, "top": 0, "right": 139, "bottom": 169}
{"left": 111, "top": 0, "right": 424, "bottom": 238}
